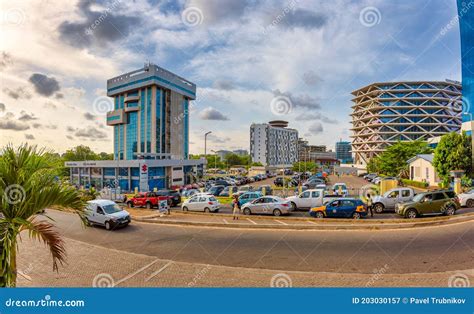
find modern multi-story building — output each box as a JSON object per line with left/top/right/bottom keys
{"left": 457, "top": 0, "right": 474, "bottom": 166}
{"left": 297, "top": 138, "right": 326, "bottom": 162}
{"left": 66, "top": 63, "right": 205, "bottom": 191}
{"left": 250, "top": 120, "right": 298, "bottom": 167}
{"left": 351, "top": 81, "right": 462, "bottom": 165}
{"left": 335, "top": 140, "right": 353, "bottom": 164}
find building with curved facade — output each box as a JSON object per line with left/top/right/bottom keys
{"left": 351, "top": 81, "right": 462, "bottom": 165}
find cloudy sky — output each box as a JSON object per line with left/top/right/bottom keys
{"left": 0, "top": 0, "right": 463, "bottom": 154}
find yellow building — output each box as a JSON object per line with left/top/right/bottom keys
{"left": 407, "top": 154, "right": 441, "bottom": 187}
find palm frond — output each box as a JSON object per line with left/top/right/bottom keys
{"left": 21, "top": 219, "right": 66, "bottom": 272}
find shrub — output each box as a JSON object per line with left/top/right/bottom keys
{"left": 401, "top": 179, "right": 428, "bottom": 188}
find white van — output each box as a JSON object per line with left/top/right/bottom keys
{"left": 85, "top": 200, "right": 131, "bottom": 230}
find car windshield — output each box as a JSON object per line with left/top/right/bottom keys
{"left": 412, "top": 194, "right": 425, "bottom": 202}
{"left": 102, "top": 204, "right": 123, "bottom": 214}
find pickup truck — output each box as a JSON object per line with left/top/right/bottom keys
{"left": 286, "top": 189, "right": 342, "bottom": 210}
{"left": 372, "top": 187, "right": 415, "bottom": 213}
{"left": 126, "top": 192, "right": 170, "bottom": 209}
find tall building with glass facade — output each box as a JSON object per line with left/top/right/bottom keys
{"left": 335, "top": 141, "right": 353, "bottom": 164}
{"left": 66, "top": 63, "right": 205, "bottom": 192}
{"left": 351, "top": 81, "right": 462, "bottom": 165}
{"left": 457, "top": 0, "right": 474, "bottom": 164}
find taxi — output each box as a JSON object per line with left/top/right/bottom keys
{"left": 309, "top": 198, "right": 367, "bottom": 219}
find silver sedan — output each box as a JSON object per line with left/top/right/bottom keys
{"left": 241, "top": 196, "right": 293, "bottom": 216}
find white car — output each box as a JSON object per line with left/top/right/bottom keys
{"left": 181, "top": 194, "right": 220, "bottom": 213}
{"left": 458, "top": 189, "right": 474, "bottom": 208}
{"left": 286, "top": 189, "right": 341, "bottom": 210}
{"left": 85, "top": 199, "right": 131, "bottom": 230}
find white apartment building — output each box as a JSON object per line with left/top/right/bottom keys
{"left": 250, "top": 120, "right": 298, "bottom": 167}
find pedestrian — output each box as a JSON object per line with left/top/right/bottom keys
{"left": 232, "top": 195, "right": 240, "bottom": 220}
{"left": 366, "top": 193, "right": 374, "bottom": 217}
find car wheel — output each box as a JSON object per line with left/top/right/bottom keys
{"left": 243, "top": 208, "right": 251, "bottom": 215}
{"left": 204, "top": 207, "right": 210, "bottom": 213}
{"left": 374, "top": 203, "right": 384, "bottom": 213}
{"left": 273, "top": 209, "right": 282, "bottom": 216}
{"left": 127, "top": 202, "right": 134, "bottom": 208}
{"left": 105, "top": 221, "right": 112, "bottom": 230}
{"left": 146, "top": 202, "right": 152, "bottom": 209}
{"left": 406, "top": 209, "right": 417, "bottom": 219}
{"left": 315, "top": 211, "right": 324, "bottom": 219}
{"left": 183, "top": 206, "right": 188, "bottom": 211}
{"left": 467, "top": 199, "right": 474, "bottom": 208}
{"left": 291, "top": 202, "right": 297, "bottom": 211}
{"left": 352, "top": 212, "right": 361, "bottom": 219}
{"left": 445, "top": 205, "right": 455, "bottom": 216}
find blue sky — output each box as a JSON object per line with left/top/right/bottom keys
{"left": 0, "top": 0, "right": 463, "bottom": 154}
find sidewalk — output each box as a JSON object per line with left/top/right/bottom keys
{"left": 17, "top": 236, "right": 473, "bottom": 287}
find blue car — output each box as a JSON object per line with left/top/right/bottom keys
{"left": 238, "top": 191, "right": 262, "bottom": 207}
{"left": 309, "top": 198, "right": 368, "bottom": 219}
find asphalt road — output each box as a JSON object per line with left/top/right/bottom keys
{"left": 45, "top": 210, "right": 474, "bottom": 274}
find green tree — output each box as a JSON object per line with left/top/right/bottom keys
{"left": 292, "top": 161, "right": 318, "bottom": 173}
{"left": 62, "top": 145, "right": 99, "bottom": 161}
{"left": 0, "top": 145, "right": 85, "bottom": 287}
{"left": 98, "top": 152, "right": 113, "bottom": 160}
{"left": 224, "top": 153, "right": 243, "bottom": 167}
{"left": 376, "top": 140, "right": 431, "bottom": 177}
{"left": 366, "top": 156, "right": 381, "bottom": 174}
{"left": 433, "top": 132, "right": 472, "bottom": 184}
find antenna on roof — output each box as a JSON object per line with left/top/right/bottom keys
{"left": 144, "top": 60, "right": 151, "bottom": 71}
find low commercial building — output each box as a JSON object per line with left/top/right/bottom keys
{"left": 250, "top": 120, "right": 298, "bottom": 167}
{"left": 407, "top": 154, "right": 441, "bottom": 187}
{"left": 66, "top": 63, "right": 206, "bottom": 191}
{"left": 297, "top": 138, "right": 326, "bottom": 162}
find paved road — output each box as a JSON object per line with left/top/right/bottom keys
{"left": 45, "top": 210, "right": 474, "bottom": 274}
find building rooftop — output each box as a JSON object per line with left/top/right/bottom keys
{"left": 351, "top": 80, "right": 462, "bottom": 96}
{"left": 107, "top": 62, "right": 196, "bottom": 99}
{"left": 407, "top": 154, "right": 434, "bottom": 164}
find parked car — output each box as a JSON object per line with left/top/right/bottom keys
{"left": 126, "top": 192, "right": 169, "bottom": 209}
{"left": 155, "top": 190, "right": 182, "bottom": 206}
{"left": 303, "top": 178, "right": 325, "bottom": 189}
{"left": 241, "top": 196, "right": 292, "bottom": 216}
{"left": 214, "top": 179, "right": 231, "bottom": 187}
{"left": 85, "top": 199, "right": 131, "bottom": 230}
{"left": 182, "top": 189, "right": 200, "bottom": 197}
{"left": 274, "top": 177, "right": 284, "bottom": 187}
{"left": 255, "top": 185, "right": 273, "bottom": 195}
{"left": 286, "top": 189, "right": 341, "bottom": 210}
{"left": 332, "top": 183, "right": 349, "bottom": 196}
{"left": 207, "top": 185, "right": 225, "bottom": 196}
{"left": 310, "top": 198, "right": 367, "bottom": 219}
{"left": 364, "top": 173, "right": 377, "bottom": 181}
{"left": 372, "top": 187, "right": 415, "bottom": 213}
{"left": 395, "top": 190, "right": 461, "bottom": 218}
{"left": 181, "top": 194, "right": 220, "bottom": 213}
{"left": 458, "top": 189, "right": 474, "bottom": 208}
{"left": 219, "top": 186, "right": 238, "bottom": 197}
{"left": 238, "top": 191, "right": 263, "bottom": 207}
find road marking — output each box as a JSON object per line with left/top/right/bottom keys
{"left": 114, "top": 259, "right": 160, "bottom": 286}
{"left": 275, "top": 219, "right": 288, "bottom": 225}
{"left": 223, "top": 219, "right": 229, "bottom": 224}
{"left": 246, "top": 218, "right": 257, "bottom": 225}
{"left": 145, "top": 261, "right": 173, "bottom": 282}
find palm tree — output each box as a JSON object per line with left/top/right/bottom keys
{"left": 0, "top": 144, "right": 85, "bottom": 287}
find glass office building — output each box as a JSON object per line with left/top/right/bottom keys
{"left": 66, "top": 63, "right": 205, "bottom": 192}
{"left": 335, "top": 141, "right": 353, "bottom": 164}
{"left": 458, "top": 0, "right": 474, "bottom": 137}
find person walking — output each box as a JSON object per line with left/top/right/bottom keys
{"left": 366, "top": 193, "right": 374, "bottom": 217}
{"left": 232, "top": 194, "right": 240, "bottom": 220}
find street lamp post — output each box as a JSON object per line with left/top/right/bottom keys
{"left": 204, "top": 131, "right": 212, "bottom": 175}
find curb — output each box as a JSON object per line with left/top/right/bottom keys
{"left": 132, "top": 212, "right": 474, "bottom": 231}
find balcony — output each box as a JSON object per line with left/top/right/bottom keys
{"left": 124, "top": 95, "right": 140, "bottom": 103}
